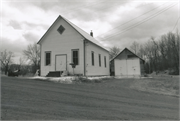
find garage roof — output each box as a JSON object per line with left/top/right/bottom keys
{"left": 110, "top": 48, "right": 145, "bottom": 62}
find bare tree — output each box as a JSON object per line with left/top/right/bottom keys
{"left": 130, "top": 41, "right": 139, "bottom": 54}
{"left": 127, "top": 31, "right": 179, "bottom": 74}
{"left": 158, "top": 35, "right": 168, "bottom": 70}
{"left": 0, "top": 50, "right": 14, "bottom": 75}
{"left": 151, "top": 37, "right": 160, "bottom": 71}
{"left": 166, "top": 32, "right": 179, "bottom": 73}
{"left": 109, "top": 46, "right": 121, "bottom": 59}
{"left": 23, "top": 43, "right": 40, "bottom": 73}
{"left": 137, "top": 44, "right": 146, "bottom": 59}
{"left": 19, "top": 57, "right": 25, "bottom": 66}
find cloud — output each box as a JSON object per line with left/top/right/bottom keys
{"left": 23, "top": 31, "right": 39, "bottom": 43}
{"left": 96, "top": 2, "right": 178, "bottom": 43}
{"left": 9, "top": 20, "right": 22, "bottom": 30}
{"left": 2, "top": 0, "right": 179, "bottom": 63}
{"left": 1, "top": 37, "right": 27, "bottom": 54}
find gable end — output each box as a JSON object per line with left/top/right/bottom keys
{"left": 110, "top": 48, "right": 145, "bottom": 62}
{"left": 37, "top": 16, "right": 61, "bottom": 44}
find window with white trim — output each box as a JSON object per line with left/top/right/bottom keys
{"left": 72, "top": 49, "right": 79, "bottom": 65}
{"left": 92, "top": 51, "right": 94, "bottom": 66}
{"left": 45, "top": 52, "right": 51, "bottom": 66}
{"left": 99, "top": 54, "right": 101, "bottom": 67}
{"left": 104, "top": 56, "right": 106, "bottom": 67}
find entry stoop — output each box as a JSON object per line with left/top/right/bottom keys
{"left": 46, "top": 71, "right": 63, "bottom": 77}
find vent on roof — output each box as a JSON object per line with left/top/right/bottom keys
{"left": 57, "top": 25, "right": 65, "bottom": 34}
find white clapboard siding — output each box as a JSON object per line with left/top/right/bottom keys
{"left": 85, "top": 41, "right": 109, "bottom": 76}
{"left": 39, "top": 15, "right": 110, "bottom": 76}
{"left": 40, "top": 18, "right": 84, "bottom": 76}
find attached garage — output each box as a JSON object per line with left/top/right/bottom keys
{"left": 110, "top": 48, "right": 145, "bottom": 77}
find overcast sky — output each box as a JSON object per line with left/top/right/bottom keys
{"left": 1, "top": 0, "right": 179, "bottom": 63}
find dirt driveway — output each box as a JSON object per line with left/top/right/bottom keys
{"left": 1, "top": 76, "right": 179, "bottom": 120}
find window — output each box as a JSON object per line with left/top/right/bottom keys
{"left": 45, "top": 52, "right": 51, "bottom": 66}
{"left": 104, "top": 56, "right": 106, "bottom": 67}
{"left": 57, "top": 25, "right": 65, "bottom": 34}
{"left": 72, "top": 49, "right": 79, "bottom": 65}
{"left": 91, "top": 51, "right": 94, "bottom": 66}
{"left": 99, "top": 54, "right": 101, "bottom": 67}
{"left": 127, "top": 55, "right": 136, "bottom": 58}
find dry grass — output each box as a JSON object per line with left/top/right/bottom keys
{"left": 130, "top": 76, "right": 179, "bottom": 97}
{"left": 73, "top": 76, "right": 112, "bottom": 83}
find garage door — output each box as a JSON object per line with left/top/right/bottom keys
{"left": 127, "top": 59, "right": 140, "bottom": 76}
{"left": 114, "top": 60, "right": 127, "bottom": 76}
{"left": 114, "top": 59, "right": 140, "bottom": 76}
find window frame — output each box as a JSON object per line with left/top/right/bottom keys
{"left": 57, "top": 25, "right": 65, "bottom": 34}
{"left": 45, "top": 51, "right": 51, "bottom": 66}
{"left": 91, "top": 51, "right": 94, "bottom": 66}
{"left": 71, "top": 49, "right": 79, "bottom": 65}
{"left": 104, "top": 56, "right": 106, "bottom": 68}
{"left": 99, "top": 54, "right": 101, "bottom": 67}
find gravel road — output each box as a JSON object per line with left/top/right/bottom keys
{"left": 1, "top": 76, "right": 179, "bottom": 120}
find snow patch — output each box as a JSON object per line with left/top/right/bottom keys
{"left": 87, "top": 76, "right": 112, "bottom": 80}
{"left": 29, "top": 76, "right": 112, "bottom": 84}
{"left": 29, "top": 76, "right": 75, "bottom": 84}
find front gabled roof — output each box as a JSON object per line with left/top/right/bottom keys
{"left": 37, "top": 15, "right": 109, "bottom": 52}
{"left": 110, "top": 48, "right": 145, "bottom": 62}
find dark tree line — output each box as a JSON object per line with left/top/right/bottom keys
{"left": 130, "top": 31, "right": 179, "bottom": 74}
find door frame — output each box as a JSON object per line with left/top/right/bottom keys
{"left": 55, "top": 54, "right": 67, "bottom": 71}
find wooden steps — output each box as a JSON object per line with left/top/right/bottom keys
{"left": 46, "top": 71, "right": 63, "bottom": 77}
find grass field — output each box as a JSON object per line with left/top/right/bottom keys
{"left": 130, "top": 76, "right": 179, "bottom": 97}
{"left": 31, "top": 75, "right": 179, "bottom": 97}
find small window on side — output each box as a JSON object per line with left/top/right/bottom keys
{"left": 72, "top": 49, "right": 79, "bottom": 65}
{"left": 104, "top": 56, "right": 106, "bottom": 67}
{"left": 45, "top": 52, "right": 51, "bottom": 66}
{"left": 92, "top": 51, "right": 94, "bottom": 66}
{"left": 99, "top": 54, "right": 101, "bottom": 67}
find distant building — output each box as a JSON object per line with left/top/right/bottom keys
{"left": 110, "top": 48, "right": 145, "bottom": 77}
{"left": 37, "top": 15, "right": 109, "bottom": 77}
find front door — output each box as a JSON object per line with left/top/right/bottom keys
{"left": 55, "top": 55, "right": 67, "bottom": 71}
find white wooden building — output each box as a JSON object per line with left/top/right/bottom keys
{"left": 110, "top": 48, "right": 145, "bottom": 77}
{"left": 37, "top": 15, "right": 109, "bottom": 77}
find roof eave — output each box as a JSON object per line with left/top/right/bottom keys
{"left": 110, "top": 48, "right": 145, "bottom": 62}
{"left": 37, "top": 15, "right": 61, "bottom": 44}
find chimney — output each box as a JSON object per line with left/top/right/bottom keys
{"left": 90, "top": 30, "right": 93, "bottom": 37}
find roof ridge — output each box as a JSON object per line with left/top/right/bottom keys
{"left": 110, "top": 48, "right": 145, "bottom": 62}
{"left": 60, "top": 15, "right": 109, "bottom": 52}
{"left": 61, "top": 16, "right": 93, "bottom": 39}
{"left": 38, "top": 15, "right": 109, "bottom": 52}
